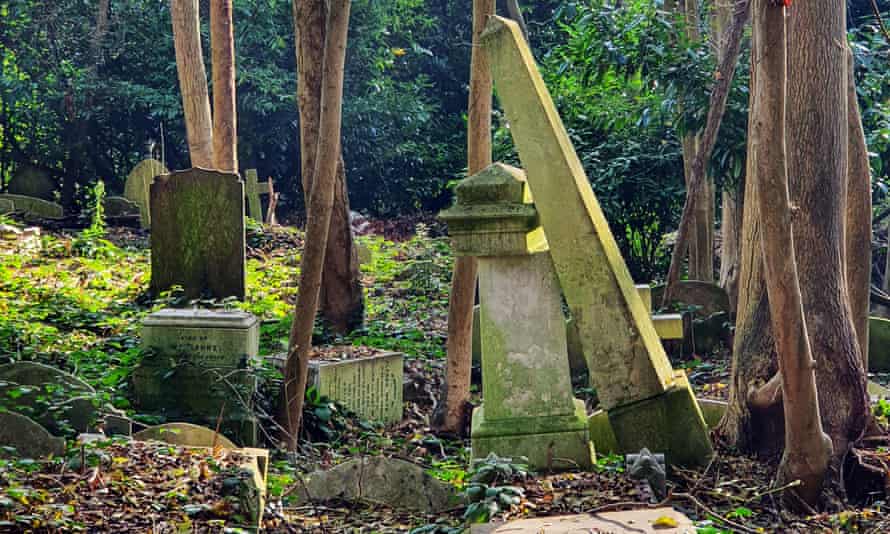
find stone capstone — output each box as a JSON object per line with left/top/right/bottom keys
{"left": 294, "top": 456, "right": 459, "bottom": 513}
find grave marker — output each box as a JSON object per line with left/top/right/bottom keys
{"left": 245, "top": 169, "right": 276, "bottom": 224}
{"left": 149, "top": 168, "right": 246, "bottom": 300}
{"left": 124, "top": 158, "right": 168, "bottom": 228}
{"left": 481, "top": 17, "right": 711, "bottom": 466}
{"left": 9, "top": 164, "right": 55, "bottom": 201}
{"left": 308, "top": 352, "right": 404, "bottom": 423}
{"left": 0, "top": 194, "right": 63, "bottom": 219}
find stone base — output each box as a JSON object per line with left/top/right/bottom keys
{"left": 471, "top": 399, "right": 593, "bottom": 470}
{"left": 606, "top": 372, "right": 713, "bottom": 467}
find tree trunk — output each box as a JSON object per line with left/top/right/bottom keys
{"left": 433, "top": 0, "right": 495, "bottom": 436}
{"left": 282, "top": 0, "right": 351, "bottom": 448}
{"left": 171, "top": 0, "right": 214, "bottom": 168}
{"left": 845, "top": 49, "right": 872, "bottom": 370}
{"left": 719, "top": 190, "right": 742, "bottom": 312}
{"left": 210, "top": 0, "right": 238, "bottom": 172}
{"left": 90, "top": 0, "right": 111, "bottom": 65}
{"left": 786, "top": 0, "right": 869, "bottom": 467}
{"left": 750, "top": 1, "right": 830, "bottom": 506}
{"left": 294, "top": 0, "right": 363, "bottom": 335}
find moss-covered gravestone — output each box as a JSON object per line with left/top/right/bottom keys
{"left": 441, "top": 164, "right": 593, "bottom": 470}
{"left": 124, "top": 158, "right": 168, "bottom": 228}
{"left": 9, "top": 164, "right": 55, "bottom": 201}
{"left": 149, "top": 168, "right": 246, "bottom": 300}
{"left": 480, "top": 17, "right": 712, "bottom": 467}
{"left": 0, "top": 194, "right": 63, "bottom": 219}
{"left": 133, "top": 309, "right": 260, "bottom": 445}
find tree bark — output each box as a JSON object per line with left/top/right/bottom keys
{"left": 283, "top": 0, "right": 351, "bottom": 448}
{"left": 90, "top": 0, "right": 111, "bottom": 65}
{"left": 433, "top": 0, "right": 495, "bottom": 437}
{"left": 750, "top": 1, "right": 830, "bottom": 506}
{"left": 210, "top": 0, "right": 238, "bottom": 172}
{"left": 720, "top": 190, "right": 742, "bottom": 312}
{"left": 786, "top": 0, "right": 869, "bottom": 467}
{"left": 294, "top": 0, "right": 363, "bottom": 335}
{"left": 845, "top": 49, "right": 872, "bottom": 370}
{"left": 662, "top": 0, "right": 749, "bottom": 306}
{"left": 171, "top": 0, "right": 214, "bottom": 168}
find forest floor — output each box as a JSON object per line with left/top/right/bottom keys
{"left": 1, "top": 217, "right": 889, "bottom": 532}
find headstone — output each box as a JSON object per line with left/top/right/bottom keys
{"left": 103, "top": 196, "right": 140, "bottom": 218}
{"left": 308, "top": 352, "right": 404, "bottom": 423}
{"left": 133, "top": 308, "right": 260, "bottom": 445}
{"left": 652, "top": 280, "right": 730, "bottom": 316}
{"left": 8, "top": 164, "right": 55, "bottom": 201}
{"left": 124, "top": 158, "right": 168, "bottom": 228}
{"left": 869, "top": 317, "right": 890, "bottom": 373}
{"left": 244, "top": 169, "right": 275, "bottom": 223}
{"left": 0, "top": 412, "right": 65, "bottom": 459}
{"left": 133, "top": 422, "right": 238, "bottom": 449}
{"left": 440, "top": 164, "right": 593, "bottom": 470}
{"left": 294, "top": 457, "right": 459, "bottom": 513}
{"left": 481, "top": 17, "right": 711, "bottom": 466}
{"left": 470, "top": 508, "right": 694, "bottom": 534}
{"left": 149, "top": 168, "right": 246, "bottom": 300}
{"left": 0, "top": 198, "right": 14, "bottom": 214}
{"left": 0, "top": 362, "right": 98, "bottom": 434}
{"left": 0, "top": 194, "right": 63, "bottom": 219}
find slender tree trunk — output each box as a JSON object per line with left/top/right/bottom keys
{"left": 720, "top": 190, "right": 742, "bottom": 312}
{"left": 786, "top": 0, "right": 869, "bottom": 468}
{"left": 90, "top": 0, "right": 111, "bottom": 65}
{"left": 434, "top": 0, "right": 495, "bottom": 436}
{"left": 210, "top": 0, "right": 238, "bottom": 172}
{"left": 845, "top": 49, "right": 872, "bottom": 370}
{"left": 294, "top": 0, "right": 363, "bottom": 335}
{"left": 283, "top": 0, "right": 351, "bottom": 448}
{"left": 171, "top": 0, "right": 214, "bottom": 169}
{"left": 751, "top": 1, "right": 830, "bottom": 506}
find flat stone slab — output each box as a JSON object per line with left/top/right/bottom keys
{"left": 471, "top": 508, "right": 694, "bottom": 533}
{"left": 0, "top": 412, "right": 65, "bottom": 459}
{"left": 294, "top": 456, "right": 459, "bottom": 513}
{"left": 133, "top": 422, "right": 238, "bottom": 449}
{"left": 308, "top": 352, "right": 404, "bottom": 423}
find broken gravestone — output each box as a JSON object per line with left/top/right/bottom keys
{"left": 104, "top": 196, "right": 140, "bottom": 219}
{"left": 0, "top": 412, "right": 65, "bottom": 459}
{"left": 123, "top": 158, "right": 168, "bottom": 228}
{"left": 8, "top": 164, "right": 55, "bottom": 201}
{"left": 149, "top": 168, "right": 246, "bottom": 300}
{"left": 0, "top": 361, "right": 98, "bottom": 435}
{"left": 295, "top": 456, "right": 458, "bottom": 513}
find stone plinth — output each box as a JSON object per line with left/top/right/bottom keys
{"left": 481, "top": 16, "right": 711, "bottom": 466}
{"left": 308, "top": 352, "right": 404, "bottom": 423}
{"left": 134, "top": 309, "right": 259, "bottom": 445}
{"left": 149, "top": 168, "right": 246, "bottom": 300}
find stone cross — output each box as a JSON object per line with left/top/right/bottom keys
{"left": 481, "top": 17, "right": 712, "bottom": 466}
{"left": 441, "top": 163, "right": 593, "bottom": 470}
{"left": 244, "top": 169, "right": 275, "bottom": 223}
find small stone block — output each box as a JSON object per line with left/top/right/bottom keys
{"left": 607, "top": 372, "right": 713, "bottom": 467}
{"left": 652, "top": 314, "right": 683, "bottom": 340}
{"left": 471, "top": 399, "right": 594, "bottom": 470}
{"left": 308, "top": 352, "right": 404, "bottom": 424}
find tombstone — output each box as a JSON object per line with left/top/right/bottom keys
{"left": 470, "top": 508, "right": 694, "bottom": 534}
{"left": 0, "top": 198, "right": 14, "bottom": 214}
{"left": 133, "top": 308, "right": 260, "bottom": 445}
{"left": 149, "top": 168, "right": 246, "bottom": 300}
{"left": 133, "top": 422, "right": 238, "bottom": 449}
{"left": 0, "top": 412, "right": 66, "bottom": 459}
{"left": 0, "top": 194, "right": 64, "bottom": 219}
{"left": 481, "top": 17, "right": 712, "bottom": 466}
{"left": 124, "top": 158, "right": 168, "bottom": 228}
{"left": 8, "top": 164, "right": 55, "bottom": 201}
{"left": 308, "top": 352, "right": 404, "bottom": 423}
{"left": 869, "top": 316, "right": 890, "bottom": 373}
{"left": 440, "top": 163, "right": 593, "bottom": 470}
{"left": 103, "top": 196, "right": 140, "bottom": 218}
{"left": 0, "top": 362, "right": 98, "bottom": 434}
{"left": 651, "top": 280, "right": 730, "bottom": 316}
{"left": 244, "top": 169, "right": 276, "bottom": 224}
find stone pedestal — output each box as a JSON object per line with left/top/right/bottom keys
{"left": 441, "top": 164, "right": 592, "bottom": 470}
{"left": 134, "top": 309, "right": 260, "bottom": 445}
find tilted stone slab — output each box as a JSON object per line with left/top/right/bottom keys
{"left": 481, "top": 18, "right": 674, "bottom": 410}
{"left": 0, "top": 194, "right": 63, "bottom": 219}
{"left": 133, "top": 422, "right": 238, "bottom": 449}
{"left": 308, "top": 352, "right": 404, "bottom": 424}
{"left": 0, "top": 362, "right": 98, "bottom": 434}
{"left": 124, "top": 158, "right": 167, "bottom": 228}
{"left": 149, "top": 168, "right": 246, "bottom": 300}
{"left": 0, "top": 412, "right": 65, "bottom": 459}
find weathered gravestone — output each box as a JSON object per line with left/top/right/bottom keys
{"left": 103, "top": 196, "right": 140, "bottom": 219}
{"left": 470, "top": 508, "right": 694, "bottom": 534}
{"left": 481, "top": 17, "right": 712, "bottom": 466}
{"left": 0, "top": 194, "right": 64, "bottom": 219}
{"left": 133, "top": 422, "right": 238, "bottom": 449}
{"left": 441, "top": 164, "right": 593, "bottom": 470}
{"left": 0, "top": 412, "right": 66, "bottom": 459}
{"left": 124, "top": 158, "right": 168, "bottom": 228}
{"left": 308, "top": 352, "right": 404, "bottom": 423}
{"left": 149, "top": 168, "right": 246, "bottom": 300}
{"left": 0, "top": 361, "right": 98, "bottom": 434}
{"left": 244, "top": 169, "right": 276, "bottom": 224}
{"left": 133, "top": 309, "right": 260, "bottom": 445}
{"left": 8, "top": 164, "right": 55, "bottom": 201}
{"left": 869, "top": 316, "right": 890, "bottom": 373}
{"left": 0, "top": 198, "right": 15, "bottom": 214}
{"left": 651, "top": 280, "right": 730, "bottom": 317}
